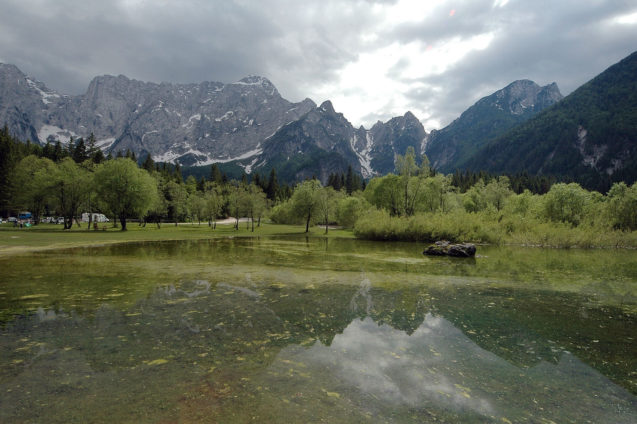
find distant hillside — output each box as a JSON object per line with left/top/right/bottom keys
{"left": 464, "top": 50, "right": 637, "bottom": 191}
{"left": 425, "top": 80, "right": 563, "bottom": 173}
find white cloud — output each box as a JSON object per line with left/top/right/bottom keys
{"left": 614, "top": 11, "right": 637, "bottom": 25}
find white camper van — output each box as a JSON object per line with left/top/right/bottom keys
{"left": 81, "top": 213, "right": 110, "bottom": 223}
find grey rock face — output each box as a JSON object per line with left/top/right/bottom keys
{"left": 0, "top": 64, "right": 315, "bottom": 166}
{"left": 0, "top": 62, "right": 429, "bottom": 178}
{"left": 366, "top": 111, "right": 428, "bottom": 175}
{"left": 0, "top": 63, "right": 68, "bottom": 143}
{"left": 257, "top": 100, "right": 364, "bottom": 181}
{"left": 425, "top": 80, "right": 563, "bottom": 173}
{"left": 256, "top": 103, "right": 428, "bottom": 181}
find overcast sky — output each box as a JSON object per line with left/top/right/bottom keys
{"left": 1, "top": 0, "right": 636, "bottom": 130}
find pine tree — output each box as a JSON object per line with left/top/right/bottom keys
{"left": 86, "top": 132, "right": 98, "bottom": 160}
{"left": 174, "top": 163, "right": 183, "bottom": 183}
{"left": 72, "top": 137, "right": 88, "bottom": 163}
{"left": 142, "top": 153, "right": 155, "bottom": 172}
{"left": 266, "top": 168, "right": 279, "bottom": 201}
{"left": 210, "top": 163, "right": 223, "bottom": 184}
{"left": 346, "top": 165, "right": 354, "bottom": 195}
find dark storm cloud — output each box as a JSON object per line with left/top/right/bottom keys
{"left": 0, "top": 0, "right": 635, "bottom": 129}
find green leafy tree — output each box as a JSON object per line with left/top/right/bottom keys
{"left": 364, "top": 174, "right": 403, "bottom": 216}
{"left": 606, "top": 182, "right": 637, "bottom": 230}
{"left": 94, "top": 158, "right": 159, "bottom": 231}
{"left": 336, "top": 195, "right": 370, "bottom": 229}
{"left": 12, "top": 155, "right": 56, "bottom": 224}
{"left": 316, "top": 186, "right": 342, "bottom": 234}
{"left": 165, "top": 180, "right": 189, "bottom": 226}
{"left": 185, "top": 175, "right": 198, "bottom": 196}
{"left": 145, "top": 173, "right": 168, "bottom": 228}
{"left": 244, "top": 184, "right": 268, "bottom": 231}
{"left": 291, "top": 179, "right": 322, "bottom": 233}
{"left": 463, "top": 180, "right": 488, "bottom": 213}
{"left": 542, "top": 182, "right": 592, "bottom": 226}
{"left": 395, "top": 146, "right": 425, "bottom": 216}
{"left": 227, "top": 182, "right": 249, "bottom": 230}
{"left": 188, "top": 191, "right": 207, "bottom": 225}
{"left": 50, "top": 158, "right": 91, "bottom": 229}
{"left": 203, "top": 182, "right": 223, "bottom": 229}
{"left": 484, "top": 176, "right": 513, "bottom": 211}
{"left": 421, "top": 174, "right": 453, "bottom": 212}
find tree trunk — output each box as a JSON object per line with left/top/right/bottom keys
{"left": 119, "top": 214, "right": 127, "bottom": 231}
{"left": 305, "top": 211, "right": 311, "bottom": 233}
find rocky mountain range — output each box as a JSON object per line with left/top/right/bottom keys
{"left": 0, "top": 63, "right": 430, "bottom": 180}
{"left": 2, "top": 50, "right": 635, "bottom": 188}
{"left": 424, "top": 80, "right": 563, "bottom": 173}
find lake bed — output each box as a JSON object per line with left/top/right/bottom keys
{"left": 1, "top": 237, "right": 636, "bottom": 423}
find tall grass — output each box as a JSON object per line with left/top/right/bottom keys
{"left": 353, "top": 209, "right": 637, "bottom": 248}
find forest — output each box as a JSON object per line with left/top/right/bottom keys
{"left": 1, "top": 126, "right": 636, "bottom": 248}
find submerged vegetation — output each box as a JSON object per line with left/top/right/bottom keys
{"left": 1, "top": 127, "right": 637, "bottom": 248}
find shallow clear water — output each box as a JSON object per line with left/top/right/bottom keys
{"left": 0, "top": 237, "right": 636, "bottom": 423}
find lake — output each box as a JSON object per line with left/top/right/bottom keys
{"left": 1, "top": 237, "right": 636, "bottom": 423}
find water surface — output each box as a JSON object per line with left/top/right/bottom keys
{"left": 1, "top": 237, "right": 636, "bottom": 423}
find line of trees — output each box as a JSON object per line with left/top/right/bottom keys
{"left": 0, "top": 128, "right": 286, "bottom": 231}
{"left": 270, "top": 146, "right": 637, "bottom": 245}
{"left": 2, "top": 126, "right": 637, "bottom": 243}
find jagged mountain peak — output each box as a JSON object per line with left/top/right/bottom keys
{"left": 425, "top": 79, "right": 563, "bottom": 172}
{"left": 236, "top": 75, "right": 273, "bottom": 86}
{"left": 319, "top": 100, "right": 336, "bottom": 114}
{"left": 403, "top": 110, "right": 418, "bottom": 120}
{"left": 0, "top": 62, "right": 25, "bottom": 76}
{"left": 481, "top": 79, "right": 563, "bottom": 115}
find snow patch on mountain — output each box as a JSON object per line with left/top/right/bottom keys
{"left": 38, "top": 124, "right": 77, "bottom": 143}
{"left": 26, "top": 78, "right": 60, "bottom": 105}
{"left": 350, "top": 132, "right": 375, "bottom": 178}
{"left": 96, "top": 137, "right": 116, "bottom": 150}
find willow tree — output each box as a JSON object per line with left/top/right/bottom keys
{"left": 291, "top": 179, "right": 322, "bottom": 233}
{"left": 94, "top": 158, "right": 158, "bottom": 231}
{"left": 12, "top": 155, "right": 56, "bottom": 224}
{"left": 50, "top": 158, "right": 91, "bottom": 229}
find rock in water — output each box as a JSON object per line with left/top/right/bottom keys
{"left": 447, "top": 243, "right": 476, "bottom": 257}
{"left": 423, "top": 241, "right": 476, "bottom": 257}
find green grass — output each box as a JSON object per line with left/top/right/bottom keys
{"left": 0, "top": 221, "right": 355, "bottom": 256}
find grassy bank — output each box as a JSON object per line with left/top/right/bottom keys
{"left": 353, "top": 209, "right": 637, "bottom": 248}
{"left": 0, "top": 221, "right": 355, "bottom": 256}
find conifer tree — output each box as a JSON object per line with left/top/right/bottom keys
{"left": 266, "top": 168, "right": 279, "bottom": 201}
{"left": 210, "top": 163, "right": 223, "bottom": 184}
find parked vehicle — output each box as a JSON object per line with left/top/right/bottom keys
{"left": 40, "top": 217, "right": 53, "bottom": 224}
{"left": 8, "top": 217, "right": 17, "bottom": 222}
{"left": 55, "top": 217, "right": 65, "bottom": 224}
{"left": 81, "top": 213, "right": 110, "bottom": 223}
